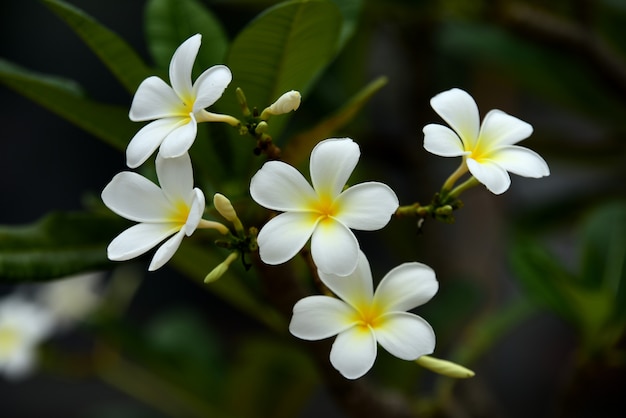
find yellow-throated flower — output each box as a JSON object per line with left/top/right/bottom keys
{"left": 289, "top": 250, "right": 438, "bottom": 379}
{"left": 0, "top": 295, "right": 55, "bottom": 379}
{"left": 250, "top": 138, "right": 399, "bottom": 276}
{"left": 102, "top": 153, "right": 227, "bottom": 271}
{"left": 127, "top": 34, "right": 234, "bottom": 168}
{"left": 423, "top": 88, "right": 550, "bottom": 194}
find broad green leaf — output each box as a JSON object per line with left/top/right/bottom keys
{"left": 331, "top": 0, "right": 363, "bottom": 49}
{"left": 144, "top": 0, "right": 229, "bottom": 72}
{"left": 225, "top": 0, "right": 343, "bottom": 140}
{"left": 42, "top": 0, "right": 152, "bottom": 93}
{"left": 510, "top": 236, "right": 579, "bottom": 323}
{"left": 145, "top": 308, "right": 226, "bottom": 400}
{"left": 171, "top": 241, "right": 285, "bottom": 332}
{"left": 580, "top": 201, "right": 626, "bottom": 320}
{"left": 0, "top": 59, "right": 134, "bottom": 151}
{"left": 0, "top": 212, "right": 127, "bottom": 282}
{"left": 282, "top": 75, "right": 388, "bottom": 165}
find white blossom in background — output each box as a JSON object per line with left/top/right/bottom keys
{"left": 127, "top": 34, "right": 235, "bottom": 168}
{"left": 36, "top": 272, "right": 104, "bottom": 328}
{"left": 250, "top": 138, "right": 399, "bottom": 276}
{"left": 261, "top": 90, "right": 301, "bottom": 118}
{"left": 102, "top": 153, "right": 228, "bottom": 271}
{"left": 423, "top": 88, "right": 550, "bottom": 194}
{"left": 289, "top": 251, "right": 438, "bottom": 379}
{"left": 0, "top": 295, "right": 55, "bottom": 380}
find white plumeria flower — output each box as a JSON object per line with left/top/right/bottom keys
{"left": 36, "top": 272, "right": 104, "bottom": 328}
{"left": 102, "top": 153, "right": 228, "bottom": 271}
{"left": 127, "top": 33, "right": 235, "bottom": 168}
{"left": 289, "top": 251, "right": 438, "bottom": 380}
{"left": 423, "top": 88, "right": 550, "bottom": 194}
{"left": 250, "top": 138, "right": 399, "bottom": 276}
{"left": 0, "top": 295, "right": 55, "bottom": 380}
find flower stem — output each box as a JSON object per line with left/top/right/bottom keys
{"left": 197, "top": 219, "right": 230, "bottom": 235}
{"left": 441, "top": 161, "right": 468, "bottom": 192}
{"left": 448, "top": 176, "right": 480, "bottom": 199}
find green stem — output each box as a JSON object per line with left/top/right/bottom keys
{"left": 448, "top": 176, "right": 479, "bottom": 199}
{"left": 442, "top": 161, "right": 468, "bottom": 192}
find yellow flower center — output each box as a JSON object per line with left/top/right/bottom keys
{"left": 351, "top": 302, "right": 384, "bottom": 332}
{"left": 311, "top": 193, "right": 337, "bottom": 221}
{"left": 168, "top": 199, "right": 191, "bottom": 225}
{"left": 465, "top": 135, "right": 493, "bottom": 163}
{"left": 0, "top": 326, "right": 20, "bottom": 357}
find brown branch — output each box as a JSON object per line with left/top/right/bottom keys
{"left": 498, "top": 2, "right": 626, "bottom": 99}
{"left": 253, "top": 256, "right": 417, "bottom": 418}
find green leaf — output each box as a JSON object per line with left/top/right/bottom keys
{"left": 225, "top": 0, "right": 343, "bottom": 138}
{"left": 0, "top": 59, "right": 134, "bottom": 151}
{"left": 580, "top": 201, "right": 626, "bottom": 321}
{"left": 145, "top": 308, "right": 226, "bottom": 399}
{"left": 42, "top": 0, "right": 152, "bottom": 93}
{"left": 144, "top": 0, "right": 229, "bottom": 72}
{"left": 509, "top": 236, "right": 580, "bottom": 323}
{"left": 0, "top": 212, "right": 127, "bottom": 282}
{"left": 331, "top": 0, "right": 363, "bottom": 49}
{"left": 282, "top": 75, "right": 388, "bottom": 165}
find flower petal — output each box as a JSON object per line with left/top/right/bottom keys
{"left": 310, "top": 218, "right": 359, "bottom": 276}
{"left": 250, "top": 161, "right": 317, "bottom": 211}
{"left": 126, "top": 118, "right": 179, "bottom": 168}
{"left": 310, "top": 138, "right": 359, "bottom": 199}
{"left": 256, "top": 212, "right": 318, "bottom": 265}
{"left": 192, "top": 65, "right": 232, "bottom": 111}
{"left": 478, "top": 109, "right": 533, "bottom": 148}
{"left": 148, "top": 229, "right": 186, "bottom": 271}
{"left": 430, "top": 88, "right": 480, "bottom": 149}
{"left": 374, "top": 312, "right": 435, "bottom": 360}
{"left": 102, "top": 172, "right": 171, "bottom": 222}
{"left": 373, "top": 262, "right": 438, "bottom": 312}
{"left": 466, "top": 157, "right": 511, "bottom": 195}
{"left": 169, "top": 34, "right": 201, "bottom": 100}
{"left": 289, "top": 296, "right": 358, "bottom": 340}
{"left": 423, "top": 124, "right": 466, "bottom": 157}
{"left": 107, "top": 222, "right": 179, "bottom": 261}
{"left": 156, "top": 153, "right": 193, "bottom": 205}
{"left": 184, "top": 188, "right": 205, "bottom": 235}
{"left": 330, "top": 326, "right": 377, "bottom": 379}
{"left": 318, "top": 250, "right": 374, "bottom": 309}
{"left": 334, "top": 182, "right": 399, "bottom": 231}
{"left": 159, "top": 114, "right": 197, "bottom": 159}
{"left": 129, "top": 76, "right": 183, "bottom": 121}
{"left": 491, "top": 145, "right": 550, "bottom": 178}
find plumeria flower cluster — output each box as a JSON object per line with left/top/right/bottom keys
{"left": 103, "top": 33, "right": 302, "bottom": 272}
{"left": 103, "top": 34, "right": 243, "bottom": 272}
{"left": 101, "top": 32, "right": 550, "bottom": 382}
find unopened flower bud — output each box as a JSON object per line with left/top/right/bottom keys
{"left": 416, "top": 355, "right": 475, "bottom": 379}
{"left": 204, "top": 252, "right": 238, "bottom": 283}
{"left": 261, "top": 90, "right": 301, "bottom": 119}
{"left": 213, "top": 193, "right": 244, "bottom": 234}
